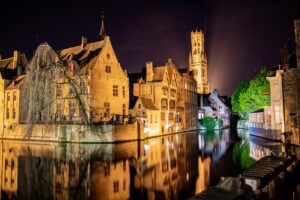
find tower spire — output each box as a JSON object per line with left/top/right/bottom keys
{"left": 99, "top": 13, "right": 106, "bottom": 40}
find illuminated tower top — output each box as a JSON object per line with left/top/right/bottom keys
{"left": 189, "top": 30, "right": 209, "bottom": 94}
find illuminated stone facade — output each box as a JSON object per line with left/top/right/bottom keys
{"left": 189, "top": 30, "right": 209, "bottom": 94}
{"left": 133, "top": 59, "right": 198, "bottom": 134}
{"left": 0, "top": 52, "right": 27, "bottom": 134}
{"left": 1, "top": 22, "right": 129, "bottom": 133}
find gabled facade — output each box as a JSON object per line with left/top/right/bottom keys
{"left": 0, "top": 51, "right": 28, "bottom": 134}
{"left": 132, "top": 97, "right": 160, "bottom": 135}
{"left": 133, "top": 59, "right": 197, "bottom": 134}
{"left": 58, "top": 34, "right": 129, "bottom": 124}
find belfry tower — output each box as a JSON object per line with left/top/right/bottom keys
{"left": 189, "top": 30, "right": 209, "bottom": 94}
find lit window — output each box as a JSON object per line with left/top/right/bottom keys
{"left": 162, "top": 87, "right": 168, "bottom": 95}
{"left": 113, "top": 85, "right": 118, "bottom": 96}
{"left": 170, "top": 89, "right": 176, "bottom": 97}
{"left": 169, "top": 100, "right": 175, "bottom": 110}
{"left": 161, "top": 99, "right": 167, "bottom": 109}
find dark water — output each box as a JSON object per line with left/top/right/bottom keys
{"left": 0, "top": 129, "right": 284, "bottom": 200}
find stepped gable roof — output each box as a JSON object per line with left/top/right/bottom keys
{"left": 140, "top": 97, "right": 158, "bottom": 110}
{"left": 6, "top": 75, "right": 26, "bottom": 90}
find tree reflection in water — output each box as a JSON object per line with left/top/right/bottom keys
{"left": 0, "top": 129, "right": 281, "bottom": 199}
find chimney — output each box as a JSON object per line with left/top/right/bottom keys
{"left": 81, "top": 36, "right": 88, "bottom": 49}
{"left": 146, "top": 62, "right": 154, "bottom": 82}
{"left": 280, "top": 44, "right": 290, "bottom": 70}
{"left": 13, "top": 50, "right": 20, "bottom": 69}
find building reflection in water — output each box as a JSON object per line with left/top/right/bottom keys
{"left": 0, "top": 129, "right": 253, "bottom": 200}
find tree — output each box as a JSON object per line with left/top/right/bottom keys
{"left": 231, "top": 67, "right": 270, "bottom": 119}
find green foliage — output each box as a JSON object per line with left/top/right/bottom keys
{"left": 231, "top": 67, "right": 271, "bottom": 119}
{"left": 199, "top": 117, "right": 222, "bottom": 130}
{"left": 200, "top": 117, "right": 215, "bottom": 131}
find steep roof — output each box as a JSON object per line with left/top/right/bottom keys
{"left": 6, "top": 75, "right": 26, "bottom": 90}
{"left": 0, "top": 54, "right": 27, "bottom": 70}
{"left": 59, "top": 40, "right": 105, "bottom": 75}
{"left": 0, "top": 53, "right": 28, "bottom": 80}
{"left": 140, "top": 97, "right": 158, "bottom": 110}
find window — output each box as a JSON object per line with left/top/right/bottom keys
{"left": 69, "top": 86, "right": 75, "bottom": 97}
{"left": 123, "top": 179, "right": 126, "bottom": 191}
{"left": 69, "top": 102, "right": 76, "bottom": 119}
{"left": 161, "top": 99, "right": 167, "bottom": 109}
{"left": 6, "top": 108, "right": 9, "bottom": 119}
{"left": 122, "top": 86, "right": 125, "bottom": 98}
{"left": 104, "top": 162, "right": 110, "bottom": 176}
{"left": 123, "top": 104, "right": 126, "bottom": 115}
{"left": 193, "top": 70, "right": 198, "bottom": 76}
{"left": 57, "top": 85, "right": 62, "bottom": 97}
{"left": 170, "top": 89, "right": 176, "bottom": 97}
{"left": 150, "top": 115, "right": 153, "bottom": 123}
{"left": 80, "top": 80, "right": 86, "bottom": 94}
{"left": 107, "top": 53, "right": 110, "bottom": 59}
{"left": 105, "top": 65, "right": 111, "bottom": 73}
{"left": 104, "top": 102, "right": 110, "bottom": 117}
{"left": 155, "top": 115, "right": 157, "bottom": 123}
{"left": 169, "top": 100, "right": 175, "bottom": 110}
{"left": 13, "top": 92, "right": 16, "bottom": 101}
{"left": 113, "top": 85, "right": 118, "bottom": 96}
{"left": 162, "top": 87, "right": 168, "bottom": 95}
{"left": 123, "top": 160, "right": 126, "bottom": 171}
{"left": 13, "top": 108, "right": 16, "bottom": 119}
{"left": 7, "top": 92, "right": 10, "bottom": 101}
{"left": 138, "top": 104, "right": 141, "bottom": 109}
{"left": 113, "top": 181, "right": 119, "bottom": 193}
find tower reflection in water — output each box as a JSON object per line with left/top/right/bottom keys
{"left": 0, "top": 129, "right": 272, "bottom": 200}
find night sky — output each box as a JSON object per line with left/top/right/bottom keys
{"left": 0, "top": 0, "right": 297, "bottom": 95}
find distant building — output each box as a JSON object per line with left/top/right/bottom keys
{"left": 189, "top": 30, "right": 209, "bottom": 94}
{"left": 198, "top": 89, "right": 231, "bottom": 128}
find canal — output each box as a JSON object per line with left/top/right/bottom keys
{"left": 0, "top": 129, "right": 288, "bottom": 199}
